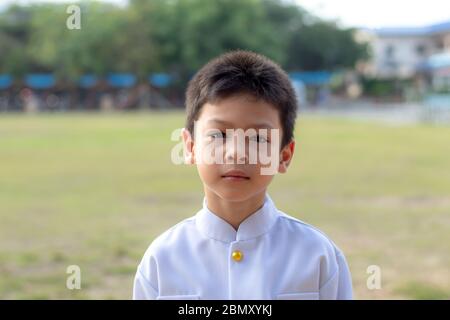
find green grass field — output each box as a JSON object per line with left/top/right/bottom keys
{"left": 0, "top": 111, "right": 449, "bottom": 299}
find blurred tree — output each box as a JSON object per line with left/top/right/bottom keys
{"left": 260, "top": 0, "right": 310, "bottom": 66}
{"left": 0, "top": 5, "right": 32, "bottom": 76}
{"left": 130, "top": 0, "right": 284, "bottom": 82}
{"left": 286, "top": 21, "right": 370, "bottom": 71}
{"left": 0, "top": 0, "right": 369, "bottom": 81}
{"left": 25, "top": 2, "right": 157, "bottom": 79}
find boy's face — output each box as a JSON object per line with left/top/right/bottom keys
{"left": 182, "top": 93, "right": 295, "bottom": 202}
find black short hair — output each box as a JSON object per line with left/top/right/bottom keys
{"left": 185, "top": 50, "right": 297, "bottom": 148}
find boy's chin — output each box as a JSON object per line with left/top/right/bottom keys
{"left": 213, "top": 189, "right": 263, "bottom": 203}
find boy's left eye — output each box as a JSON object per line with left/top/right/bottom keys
{"left": 249, "top": 135, "right": 269, "bottom": 143}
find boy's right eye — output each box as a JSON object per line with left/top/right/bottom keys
{"left": 207, "top": 131, "right": 225, "bottom": 139}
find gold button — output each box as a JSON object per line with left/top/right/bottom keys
{"left": 231, "top": 250, "right": 243, "bottom": 262}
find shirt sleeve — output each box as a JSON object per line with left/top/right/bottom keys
{"left": 319, "top": 250, "right": 353, "bottom": 300}
{"left": 133, "top": 265, "right": 158, "bottom": 300}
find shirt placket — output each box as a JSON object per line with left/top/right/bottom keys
{"left": 228, "top": 240, "right": 247, "bottom": 299}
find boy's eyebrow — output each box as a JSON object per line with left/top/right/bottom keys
{"left": 206, "top": 118, "right": 275, "bottom": 129}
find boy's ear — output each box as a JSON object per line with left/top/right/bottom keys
{"left": 278, "top": 140, "right": 295, "bottom": 174}
{"left": 181, "top": 128, "right": 195, "bottom": 165}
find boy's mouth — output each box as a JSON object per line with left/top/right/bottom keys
{"left": 221, "top": 170, "right": 250, "bottom": 180}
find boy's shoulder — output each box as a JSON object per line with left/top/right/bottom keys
{"left": 276, "top": 210, "right": 344, "bottom": 257}
{"left": 141, "top": 214, "right": 198, "bottom": 257}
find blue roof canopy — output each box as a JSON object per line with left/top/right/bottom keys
{"left": 289, "top": 71, "right": 332, "bottom": 85}
{"left": 25, "top": 74, "right": 55, "bottom": 89}
{"left": 107, "top": 73, "right": 136, "bottom": 88}
{"left": 149, "top": 73, "right": 172, "bottom": 88}
{"left": 428, "top": 21, "right": 450, "bottom": 33}
{"left": 0, "top": 74, "right": 13, "bottom": 89}
{"left": 79, "top": 74, "right": 98, "bottom": 88}
{"left": 375, "top": 27, "right": 429, "bottom": 37}
{"left": 375, "top": 20, "right": 450, "bottom": 37}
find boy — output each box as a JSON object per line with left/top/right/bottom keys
{"left": 133, "top": 50, "right": 352, "bottom": 300}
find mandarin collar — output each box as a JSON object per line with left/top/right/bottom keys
{"left": 195, "top": 193, "right": 279, "bottom": 243}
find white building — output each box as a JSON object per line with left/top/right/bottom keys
{"left": 361, "top": 21, "right": 450, "bottom": 79}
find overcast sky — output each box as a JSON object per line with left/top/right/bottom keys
{"left": 1, "top": 0, "right": 449, "bottom": 29}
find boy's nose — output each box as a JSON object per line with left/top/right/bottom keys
{"left": 224, "top": 134, "right": 247, "bottom": 164}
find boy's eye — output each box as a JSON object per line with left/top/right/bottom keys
{"left": 249, "top": 135, "right": 269, "bottom": 143}
{"left": 207, "top": 131, "right": 226, "bottom": 139}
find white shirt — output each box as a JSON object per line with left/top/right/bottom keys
{"left": 133, "top": 194, "right": 352, "bottom": 300}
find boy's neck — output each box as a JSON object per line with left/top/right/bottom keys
{"left": 204, "top": 189, "right": 267, "bottom": 230}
